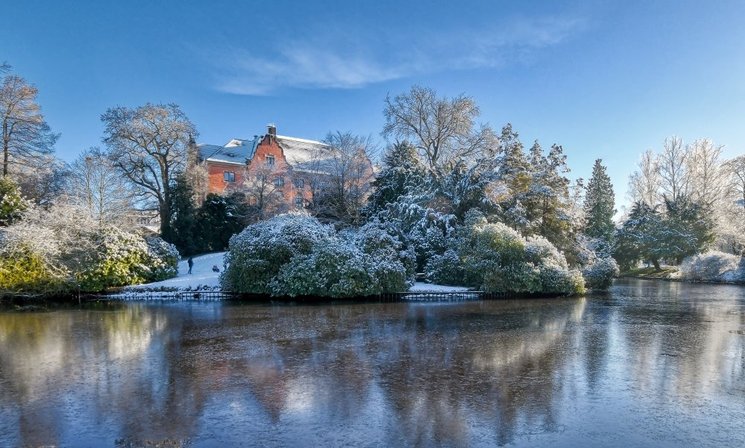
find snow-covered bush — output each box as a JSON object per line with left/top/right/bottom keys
{"left": 425, "top": 249, "right": 465, "bottom": 286}
{"left": 375, "top": 200, "right": 457, "bottom": 272}
{"left": 574, "top": 235, "right": 618, "bottom": 290}
{"left": 221, "top": 213, "right": 335, "bottom": 294}
{"left": 270, "top": 241, "right": 383, "bottom": 298}
{"left": 76, "top": 229, "right": 179, "bottom": 291}
{"left": 428, "top": 220, "right": 585, "bottom": 296}
{"left": 352, "top": 219, "right": 416, "bottom": 278}
{"left": 582, "top": 257, "right": 620, "bottom": 290}
{"left": 0, "top": 204, "right": 179, "bottom": 294}
{"left": 222, "top": 213, "right": 410, "bottom": 297}
{"left": 0, "top": 244, "right": 65, "bottom": 295}
{"left": 679, "top": 251, "right": 743, "bottom": 282}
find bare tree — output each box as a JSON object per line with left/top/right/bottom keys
{"left": 382, "top": 85, "right": 497, "bottom": 177}
{"left": 243, "top": 163, "right": 288, "bottom": 221}
{"left": 686, "top": 139, "right": 725, "bottom": 210}
{"left": 102, "top": 103, "right": 197, "bottom": 235}
{"left": 65, "top": 147, "right": 135, "bottom": 226}
{"left": 628, "top": 149, "right": 661, "bottom": 206}
{"left": 726, "top": 155, "right": 745, "bottom": 210}
{"left": 309, "top": 131, "right": 375, "bottom": 224}
{"left": 658, "top": 136, "right": 690, "bottom": 203}
{"left": 0, "top": 74, "right": 58, "bottom": 177}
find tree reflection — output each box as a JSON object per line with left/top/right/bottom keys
{"left": 0, "top": 285, "right": 743, "bottom": 447}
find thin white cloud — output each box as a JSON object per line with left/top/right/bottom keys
{"left": 211, "top": 15, "right": 585, "bottom": 95}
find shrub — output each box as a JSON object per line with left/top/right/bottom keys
{"left": 0, "top": 204, "right": 180, "bottom": 294}
{"left": 352, "top": 219, "right": 416, "bottom": 278}
{"left": 425, "top": 249, "right": 465, "bottom": 286}
{"left": 0, "top": 247, "right": 67, "bottom": 295}
{"left": 221, "top": 213, "right": 334, "bottom": 294}
{"left": 430, "top": 220, "right": 585, "bottom": 296}
{"left": 582, "top": 257, "right": 620, "bottom": 290}
{"left": 76, "top": 229, "right": 180, "bottom": 291}
{"left": 270, "top": 242, "right": 381, "bottom": 298}
{"left": 679, "top": 251, "right": 743, "bottom": 282}
{"left": 222, "top": 213, "right": 410, "bottom": 297}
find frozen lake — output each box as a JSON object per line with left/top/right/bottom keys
{"left": 0, "top": 278, "right": 743, "bottom": 447}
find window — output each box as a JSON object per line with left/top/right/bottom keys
{"left": 293, "top": 178, "right": 305, "bottom": 189}
{"left": 274, "top": 177, "right": 284, "bottom": 188}
{"left": 266, "top": 155, "right": 275, "bottom": 166}
{"left": 295, "top": 197, "right": 304, "bottom": 208}
{"left": 223, "top": 171, "right": 235, "bottom": 182}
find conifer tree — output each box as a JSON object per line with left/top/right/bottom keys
{"left": 367, "top": 141, "right": 427, "bottom": 214}
{"left": 0, "top": 176, "right": 26, "bottom": 226}
{"left": 584, "top": 159, "right": 616, "bottom": 242}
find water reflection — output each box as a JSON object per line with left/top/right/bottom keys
{"left": 0, "top": 280, "right": 743, "bottom": 447}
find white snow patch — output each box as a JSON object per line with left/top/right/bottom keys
{"left": 409, "top": 282, "right": 472, "bottom": 292}
{"left": 130, "top": 252, "right": 226, "bottom": 291}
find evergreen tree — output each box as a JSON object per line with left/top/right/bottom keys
{"left": 584, "top": 159, "right": 616, "bottom": 242}
{"left": 367, "top": 141, "right": 428, "bottom": 214}
{"left": 0, "top": 176, "right": 26, "bottom": 226}
{"left": 614, "top": 201, "right": 665, "bottom": 270}
{"left": 163, "top": 175, "right": 198, "bottom": 255}
{"left": 495, "top": 124, "right": 532, "bottom": 231}
{"left": 659, "top": 195, "right": 715, "bottom": 263}
{"left": 195, "top": 193, "right": 247, "bottom": 252}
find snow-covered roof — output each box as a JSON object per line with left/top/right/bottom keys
{"left": 276, "top": 135, "right": 336, "bottom": 173}
{"left": 198, "top": 130, "right": 337, "bottom": 173}
{"left": 198, "top": 138, "right": 260, "bottom": 166}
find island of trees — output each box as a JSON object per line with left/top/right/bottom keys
{"left": 2, "top": 64, "right": 744, "bottom": 299}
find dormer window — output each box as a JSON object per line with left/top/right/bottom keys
{"left": 223, "top": 171, "right": 236, "bottom": 182}
{"left": 266, "top": 155, "right": 275, "bottom": 166}
{"left": 293, "top": 178, "right": 304, "bottom": 189}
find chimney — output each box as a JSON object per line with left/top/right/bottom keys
{"left": 267, "top": 123, "right": 277, "bottom": 137}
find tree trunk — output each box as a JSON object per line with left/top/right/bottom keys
{"left": 652, "top": 258, "right": 661, "bottom": 270}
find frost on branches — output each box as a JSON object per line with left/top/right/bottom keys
{"left": 0, "top": 203, "right": 178, "bottom": 295}
{"left": 221, "top": 212, "right": 412, "bottom": 297}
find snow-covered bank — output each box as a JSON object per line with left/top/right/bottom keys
{"left": 409, "top": 282, "right": 472, "bottom": 292}
{"left": 128, "top": 252, "right": 226, "bottom": 291}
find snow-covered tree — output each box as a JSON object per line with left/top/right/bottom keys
{"left": 583, "top": 159, "right": 615, "bottom": 243}
{"left": 658, "top": 136, "right": 690, "bottom": 204}
{"left": 0, "top": 203, "right": 177, "bottom": 294}
{"left": 628, "top": 149, "right": 661, "bottom": 206}
{"left": 65, "top": 147, "right": 135, "bottom": 226}
{"left": 0, "top": 176, "right": 26, "bottom": 226}
{"left": 309, "top": 131, "right": 375, "bottom": 225}
{"left": 614, "top": 201, "right": 665, "bottom": 269}
{"left": 687, "top": 139, "right": 725, "bottom": 211}
{"left": 366, "top": 141, "right": 428, "bottom": 214}
{"left": 243, "top": 162, "right": 288, "bottom": 222}
{"left": 102, "top": 103, "right": 197, "bottom": 236}
{"left": 382, "top": 85, "right": 498, "bottom": 178}
{"left": 0, "top": 72, "right": 58, "bottom": 177}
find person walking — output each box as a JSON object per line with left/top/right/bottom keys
{"left": 187, "top": 256, "right": 194, "bottom": 275}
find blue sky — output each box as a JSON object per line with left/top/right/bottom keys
{"left": 3, "top": 0, "right": 745, "bottom": 209}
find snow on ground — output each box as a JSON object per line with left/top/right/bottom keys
{"left": 130, "top": 252, "right": 226, "bottom": 291}
{"left": 409, "top": 282, "right": 472, "bottom": 292}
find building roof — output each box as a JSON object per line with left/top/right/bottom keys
{"left": 198, "top": 130, "right": 337, "bottom": 173}
{"left": 198, "top": 138, "right": 260, "bottom": 166}
{"left": 275, "top": 135, "right": 335, "bottom": 174}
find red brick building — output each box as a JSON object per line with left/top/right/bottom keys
{"left": 197, "top": 125, "right": 370, "bottom": 216}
